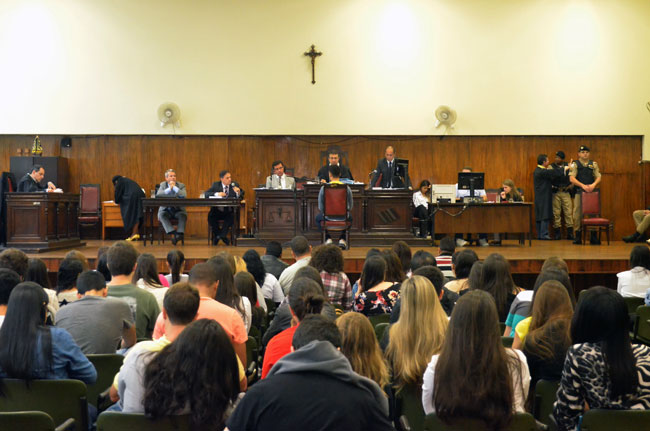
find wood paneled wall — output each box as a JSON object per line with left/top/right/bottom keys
{"left": 1, "top": 135, "right": 643, "bottom": 239}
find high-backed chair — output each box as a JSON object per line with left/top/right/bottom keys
{"left": 96, "top": 412, "right": 191, "bottom": 431}
{"left": 0, "top": 379, "right": 88, "bottom": 431}
{"left": 78, "top": 184, "right": 101, "bottom": 237}
{"left": 320, "top": 183, "right": 352, "bottom": 249}
{"left": 580, "top": 191, "right": 612, "bottom": 245}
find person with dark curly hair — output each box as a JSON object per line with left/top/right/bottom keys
{"left": 143, "top": 319, "right": 241, "bottom": 430}
{"left": 310, "top": 245, "right": 352, "bottom": 311}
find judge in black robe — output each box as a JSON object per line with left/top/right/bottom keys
{"left": 112, "top": 175, "right": 145, "bottom": 239}
{"left": 534, "top": 154, "right": 565, "bottom": 240}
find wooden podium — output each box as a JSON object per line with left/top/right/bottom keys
{"left": 5, "top": 193, "right": 84, "bottom": 252}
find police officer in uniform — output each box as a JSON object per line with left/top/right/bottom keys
{"left": 551, "top": 151, "right": 575, "bottom": 240}
{"left": 569, "top": 145, "right": 602, "bottom": 244}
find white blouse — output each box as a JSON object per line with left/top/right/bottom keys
{"left": 617, "top": 267, "right": 650, "bottom": 298}
{"left": 261, "top": 273, "right": 285, "bottom": 303}
{"left": 413, "top": 191, "right": 430, "bottom": 208}
{"left": 422, "top": 349, "right": 530, "bottom": 415}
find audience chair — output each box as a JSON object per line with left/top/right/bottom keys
{"left": 96, "top": 412, "right": 191, "bottom": 431}
{"left": 321, "top": 183, "right": 352, "bottom": 249}
{"left": 374, "top": 322, "right": 389, "bottom": 342}
{"left": 580, "top": 191, "right": 612, "bottom": 245}
{"left": 0, "top": 379, "right": 88, "bottom": 431}
{"left": 501, "top": 336, "right": 514, "bottom": 348}
{"left": 633, "top": 305, "right": 650, "bottom": 346}
{"left": 533, "top": 379, "right": 560, "bottom": 431}
{"left": 368, "top": 313, "right": 391, "bottom": 328}
{"left": 423, "top": 412, "right": 538, "bottom": 431}
{"left": 85, "top": 354, "right": 124, "bottom": 410}
{"left": 78, "top": 184, "right": 101, "bottom": 237}
{"left": 624, "top": 297, "right": 645, "bottom": 315}
{"left": 246, "top": 335, "right": 260, "bottom": 384}
{"left": 0, "top": 411, "right": 74, "bottom": 431}
{"left": 581, "top": 409, "right": 650, "bottom": 431}
{"left": 395, "top": 383, "right": 426, "bottom": 431}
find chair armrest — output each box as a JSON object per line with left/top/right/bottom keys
{"left": 55, "top": 418, "right": 76, "bottom": 431}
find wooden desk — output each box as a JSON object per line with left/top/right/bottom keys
{"left": 142, "top": 198, "right": 242, "bottom": 246}
{"left": 6, "top": 193, "right": 84, "bottom": 252}
{"left": 432, "top": 202, "right": 533, "bottom": 246}
{"left": 101, "top": 202, "right": 122, "bottom": 239}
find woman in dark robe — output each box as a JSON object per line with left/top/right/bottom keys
{"left": 112, "top": 175, "right": 145, "bottom": 241}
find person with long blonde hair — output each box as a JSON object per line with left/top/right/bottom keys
{"left": 336, "top": 312, "right": 389, "bottom": 390}
{"left": 385, "top": 275, "right": 448, "bottom": 390}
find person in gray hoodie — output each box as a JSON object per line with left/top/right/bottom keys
{"left": 226, "top": 315, "right": 393, "bottom": 431}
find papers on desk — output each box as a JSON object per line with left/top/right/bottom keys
{"left": 52, "top": 189, "right": 63, "bottom": 193}
{"left": 209, "top": 195, "right": 222, "bottom": 199}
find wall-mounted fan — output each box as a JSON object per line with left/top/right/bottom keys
{"left": 434, "top": 105, "right": 457, "bottom": 130}
{"left": 157, "top": 102, "right": 181, "bottom": 128}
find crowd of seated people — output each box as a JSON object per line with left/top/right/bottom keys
{"left": 1, "top": 237, "right": 650, "bottom": 431}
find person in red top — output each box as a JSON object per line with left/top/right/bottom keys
{"left": 261, "top": 278, "right": 325, "bottom": 378}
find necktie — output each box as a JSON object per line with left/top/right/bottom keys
{"left": 224, "top": 186, "right": 229, "bottom": 196}
{"left": 388, "top": 162, "right": 393, "bottom": 188}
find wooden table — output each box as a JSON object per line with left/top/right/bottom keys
{"left": 6, "top": 193, "right": 84, "bottom": 252}
{"left": 142, "top": 198, "right": 242, "bottom": 246}
{"left": 431, "top": 202, "right": 533, "bottom": 246}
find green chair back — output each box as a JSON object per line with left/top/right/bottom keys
{"left": 0, "top": 379, "right": 88, "bottom": 431}
{"left": 0, "top": 411, "right": 60, "bottom": 431}
{"left": 374, "top": 322, "right": 389, "bottom": 342}
{"left": 624, "top": 297, "right": 645, "bottom": 315}
{"left": 533, "top": 379, "right": 560, "bottom": 430}
{"left": 395, "top": 383, "right": 425, "bottom": 431}
{"left": 581, "top": 409, "right": 650, "bottom": 431}
{"left": 633, "top": 305, "right": 650, "bottom": 345}
{"left": 368, "top": 313, "right": 391, "bottom": 327}
{"left": 501, "top": 336, "right": 514, "bottom": 348}
{"left": 245, "top": 335, "right": 259, "bottom": 384}
{"left": 423, "top": 412, "right": 537, "bottom": 431}
{"left": 96, "top": 412, "right": 191, "bottom": 431}
{"left": 85, "top": 354, "right": 124, "bottom": 408}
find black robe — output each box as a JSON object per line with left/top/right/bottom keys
{"left": 533, "top": 166, "right": 561, "bottom": 222}
{"left": 113, "top": 176, "right": 145, "bottom": 233}
{"left": 17, "top": 173, "right": 46, "bottom": 192}
{"left": 317, "top": 164, "right": 354, "bottom": 183}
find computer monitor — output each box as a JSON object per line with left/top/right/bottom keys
{"left": 431, "top": 184, "right": 456, "bottom": 203}
{"left": 458, "top": 172, "right": 485, "bottom": 198}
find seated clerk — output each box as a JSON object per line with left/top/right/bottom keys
{"left": 499, "top": 179, "right": 523, "bottom": 202}
{"left": 315, "top": 165, "right": 353, "bottom": 249}
{"left": 317, "top": 150, "right": 354, "bottom": 183}
{"left": 265, "top": 160, "right": 296, "bottom": 190}
{"left": 413, "top": 180, "right": 432, "bottom": 239}
{"left": 454, "top": 167, "right": 488, "bottom": 247}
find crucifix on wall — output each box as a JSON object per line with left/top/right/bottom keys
{"left": 303, "top": 44, "right": 322, "bottom": 84}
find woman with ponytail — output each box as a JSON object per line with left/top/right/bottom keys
{"left": 261, "top": 278, "right": 325, "bottom": 378}
{"left": 164, "top": 250, "right": 187, "bottom": 286}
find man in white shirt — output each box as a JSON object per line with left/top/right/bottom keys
{"left": 156, "top": 169, "right": 187, "bottom": 245}
{"left": 279, "top": 236, "right": 312, "bottom": 295}
{"left": 265, "top": 160, "right": 296, "bottom": 190}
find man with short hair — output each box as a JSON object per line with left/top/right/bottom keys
{"left": 0, "top": 268, "right": 20, "bottom": 327}
{"left": 435, "top": 236, "right": 455, "bottom": 278}
{"left": 206, "top": 170, "right": 244, "bottom": 246}
{"left": 156, "top": 169, "right": 187, "bottom": 245}
{"left": 371, "top": 145, "right": 411, "bottom": 189}
{"left": 569, "top": 145, "right": 602, "bottom": 245}
{"left": 534, "top": 154, "right": 568, "bottom": 240}
{"left": 261, "top": 241, "right": 289, "bottom": 280}
{"left": 317, "top": 150, "right": 354, "bottom": 183}
{"left": 56, "top": 270, "right": 136, "bottom": 354}
{"left": 279, "top": 236, "right": 312, "bottom": 295}
{"left": 410, "top": 250, "right": 436, "bottom": 273}
{"left": 106, "top": 241, "right": 160, "bottom": 340}
{"left": 152, "top": 262, "right": 247, "bottom": 366}
{"left": 551, "top": 151, "right": 575, "bottom": 240}
{"left": 316, "top": 165, "right": 354, "bottom": 248}
{"left": 17, "top": 164, "right": 57, "bottom": 192}
{"left": 265, "top": 160, "right": 296, "bottom": 190}
{"left": 226, "top": 315, "right": 393, "bottom": 431}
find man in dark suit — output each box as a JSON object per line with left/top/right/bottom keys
{"left": 206, "top": 170, "right": 244, "bottom": 245}
{"left": 317, "top": 150, "right": 353, "bottom": 183}
{"left": 17, "top": 164, "right": 56, "bottom": 192}
{"left": 370, "top": 146, "right": 411, "bottom": 189}
{"left": 534, "top": 154, "right": 568, "bottom": 240}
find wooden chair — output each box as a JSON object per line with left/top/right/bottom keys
{"left": 533, "top": 379, "right": 560, "bottom": 431}
{"left": 96, "top": 412, "right": 191, "bottom": 431}
{"left": 0, "top": 379, "right": 88, "bottom": 431}
{"left": 85, "top": 354, "right": 124, "bottom": 409}
{"left": 321, "top": 183, "right": 352, "bottom": 249}
{"left": 78, "top": 184, "right": 101, "bottom": 237}
{"left": 580, "top": 191, "right": 612, "bottom": 245}
{"left": 581, "top": 409, "right": 650, "bottom": 431}
{"left": 423, "top": 412, "right": 538, "bottom": 431}
{"left": 0, "top": 411, "right": 74, "bottom": 431}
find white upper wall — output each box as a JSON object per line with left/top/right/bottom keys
{"left": 0, "top": 0, "right": 649, "bottom": 153}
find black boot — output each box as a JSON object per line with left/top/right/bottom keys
{"left": 419, "top": 221, "right": 428, "bottom": 238}
{"left": 171, "top": 231, "right": 178, "bottom": 246}
{"left": 566, "top": 227, "right": 575, "bottom": 241}
{"left": 554, "top": 228, "right": 562, "bottom": 240}
{"left": 623, "top": 232, "right": 640, "bottom": 243}
{"left": 590, "top": 231, "right": 601, "bottom": 245}
{"left": 573, "top": 230, "right": 582, "bottom": 244}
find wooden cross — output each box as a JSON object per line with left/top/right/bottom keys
{"left": 303, "top": 44, "right": 322, "bottom": 84}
